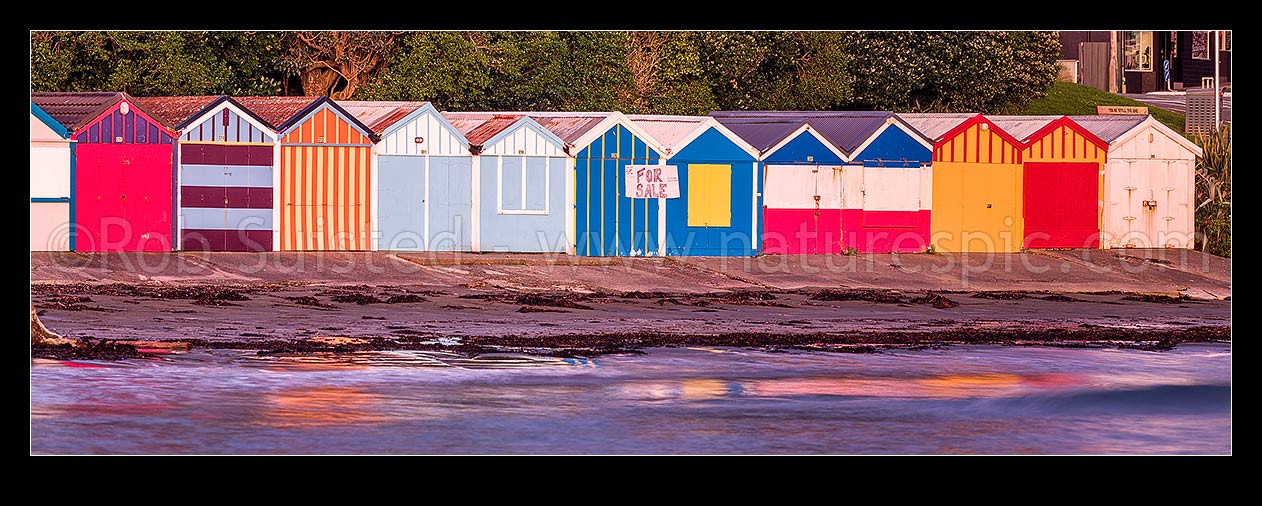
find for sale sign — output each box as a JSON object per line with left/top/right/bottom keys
{"left": 624, "top": 165, "right": 680, "bottom": 199}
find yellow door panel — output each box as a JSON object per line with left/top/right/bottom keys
{"left": 931, "top": 162, "right": 966, "bottom": 252}
{"left": 932, "top": 162, "right": 1023, "bottom": 253}
{"left": 688, "top": 164, "right": 731, "bottom": 227}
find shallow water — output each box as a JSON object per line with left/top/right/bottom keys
{"left": 30, "top": 345, "right": 1231, "bottom": 454}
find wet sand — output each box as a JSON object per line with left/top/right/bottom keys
{"left": 30, "top": 250, "right": 1231, "bottom": 359}
{"left": 31, "top": 282, "right": 1230, "bottom": 359}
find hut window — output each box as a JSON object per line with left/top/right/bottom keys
{"left": 687, "top": 164, "right": 731, "bottom": 228}
{"left": 498, "top": 156, "right": 549, "bottom": 214}
{"left": 523, "top": 158, "right": 548, "bottom": 211}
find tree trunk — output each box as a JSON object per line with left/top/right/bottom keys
{"left": 622, "top": 32, "right": 665, "bottom": 112}
{"left": 300, "top": 66, "right": 339, "bottom": 97}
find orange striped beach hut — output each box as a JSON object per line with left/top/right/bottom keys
{"left": 236, "top": 97, "right": 380, "bottom": 251}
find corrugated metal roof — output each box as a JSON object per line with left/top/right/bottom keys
{"left": 985, "top": 115, "right": 1057, "bottom": 142}
{"left": 709, "top": 115, "right": 808, "bottom": 152}
{"left": 517, "top": 112, "right": 613, "bottom": 145}
{"left": 30, "top": 92, "right": 125, "bottom": 131}
{"left": 624, "top": 114, "right": 708, "bottom": 152}
{"left": 1067, "top": 115, "right": 1149, "bottom": 143}
{"left": 31, "top": 91, "right": 178, "bottom": 132}
{"left": 710, "top": 111, "right": 890, "bottom": 154}
{"left": 466, "top": 116, "right": 523, "bottom": 146}
{"left": 434, "top": 113, "right": 524, "bottom": 146}
{"left": 336, "top": 100, "right": 429, "bottom": 135}
{"left": 233, "top": 96, "right": 324, "bottom": 131}
{"left": 895, "top": 113, "right": 976, "bottom": 141}
{"left": 442, "top": 112, "right": 502, "bottom": 139}
{"left": 803, "top": 115, "right": 889, "bottom": 153}
{"left": 132, "top": 95, "right": 224, "bottom": 129}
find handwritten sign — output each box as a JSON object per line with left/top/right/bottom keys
{"left": 1097, "top": 106, "right": 1148, "bottom": 115}
{"left": 624, "top": 165, "right": 679, "bottom": 199}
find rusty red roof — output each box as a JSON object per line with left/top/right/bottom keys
{"left": 336, "top": 101, "right": 429, "bottom": 135}
{"left": 441, "top": 112, "right": 495, "bottom": 137}
{"left": 526, "top": 113, "right": 612, "bottom": 145}
{"left": 441, "top": 111, "right": 615, "bottom": 147}
{"left": 456, "top": 114, "right": 523, "bottom": 146}
{"left": 233, "top": 96, "right": 325, "bottom": 131}
{"left": 31, "top": 91, "right": 179, "bottom": 132}
{"left": 132, "top": 95, "right": 225, "bottom": 129}
{"left": 31, "top": 92, "right": 125, "bottom": 131}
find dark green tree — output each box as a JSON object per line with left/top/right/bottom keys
{"left": 356, "top": 32, "right": 496, "bottom": 109}
{"left": 33, "top": 30, "right": 1064, "bottom": 114}
{"left": 31, "top": 31, "right": 283, "bottom": 96}
{"left": 842, "top": 31, "right": 1062, "bottom": 113}
{"left": 694, "top": 31, "right": 852, "bottom": 112}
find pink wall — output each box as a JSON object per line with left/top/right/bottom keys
{"left": 763, "top": 208, "right": 842, "bottom": 254}
{"left": 75, "top": 144, "right": 173, "bottom": 252}
{"left": 840, "top": 209, "right": 931, "bottom": 253}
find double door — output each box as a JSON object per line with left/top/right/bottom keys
{"left": 762, "top": 164, "right": 843, "bottom": 254}
{"left": 76, "top": 144, "right": 172, "bottom": 251}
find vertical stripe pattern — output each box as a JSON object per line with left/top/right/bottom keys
{"left": 182, "top": 107, "right": 275, "bottom": 143}
{"left": 573, "top": 125, "right": 663, "bottom": 256}
{"left": 73, "top": 102, "right": 173, "bottom": 145}
{"left": 935, "top": 123, "right": 1020, "bottom": 164}
{"left": 278, "top": 107, "right": 374, "bottom": 251}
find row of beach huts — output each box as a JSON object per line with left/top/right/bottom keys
{"left": 29, "top": 92, "right": 1203, "bottom": 256}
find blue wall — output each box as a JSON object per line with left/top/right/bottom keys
{"left": 479, "top": 155, "right": 568, "bottom": 252}
{"left": 851, "top": 125, "right": 932, "bottom": 168}
{"left": 574, "top": 124, "right": 663, "bottom": 256}
{"left": 763, "top": 131, "right": 844, "bottom": 165}
{"left": 664, "top": 127, "right": 760, "bottom": 256}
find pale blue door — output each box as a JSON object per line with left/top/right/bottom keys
{"left": 426, "top": 156, "right": 473, "bottom": 251}
{"left": 377, "top": 155, "right": 425, "bottom": 250}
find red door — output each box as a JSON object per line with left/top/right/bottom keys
{"left": 76, "top": 144, "right": 173, "bottom": 252}
{"left": 1023, "top": 162, "right": 1100, "bottom": 249}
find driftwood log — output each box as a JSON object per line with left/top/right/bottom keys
{"left": 31, "top": 305, "right": 75, "bottom": 346}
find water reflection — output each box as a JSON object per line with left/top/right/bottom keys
{"left": 30, "top": 345, "right": 1232, "bottom": 454}
{"left": 260, "top": 386, "right": 389, "bottom": 428}
{"left": 622, "top": 378, "right": 735, "bottom": 401}
{"left": 623, "top": 372, "right": 1086, "bottom": 401}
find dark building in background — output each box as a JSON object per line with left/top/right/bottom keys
{"left": 1058, "top": 31, "right": 1231, "bottom": 94}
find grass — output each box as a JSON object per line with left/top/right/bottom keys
{"left": 1023, "top": 81, "right": 1186, "bottom": 134}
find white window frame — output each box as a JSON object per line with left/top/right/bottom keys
{"left": 497, "top": 154, "right": 550, "bottom": 216}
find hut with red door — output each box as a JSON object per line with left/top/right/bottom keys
{"left": 991, "top": 116, "right": 1109, "bottom": 250}
{"left": 31, "top": 92, "right": 178, "bottom": 252}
